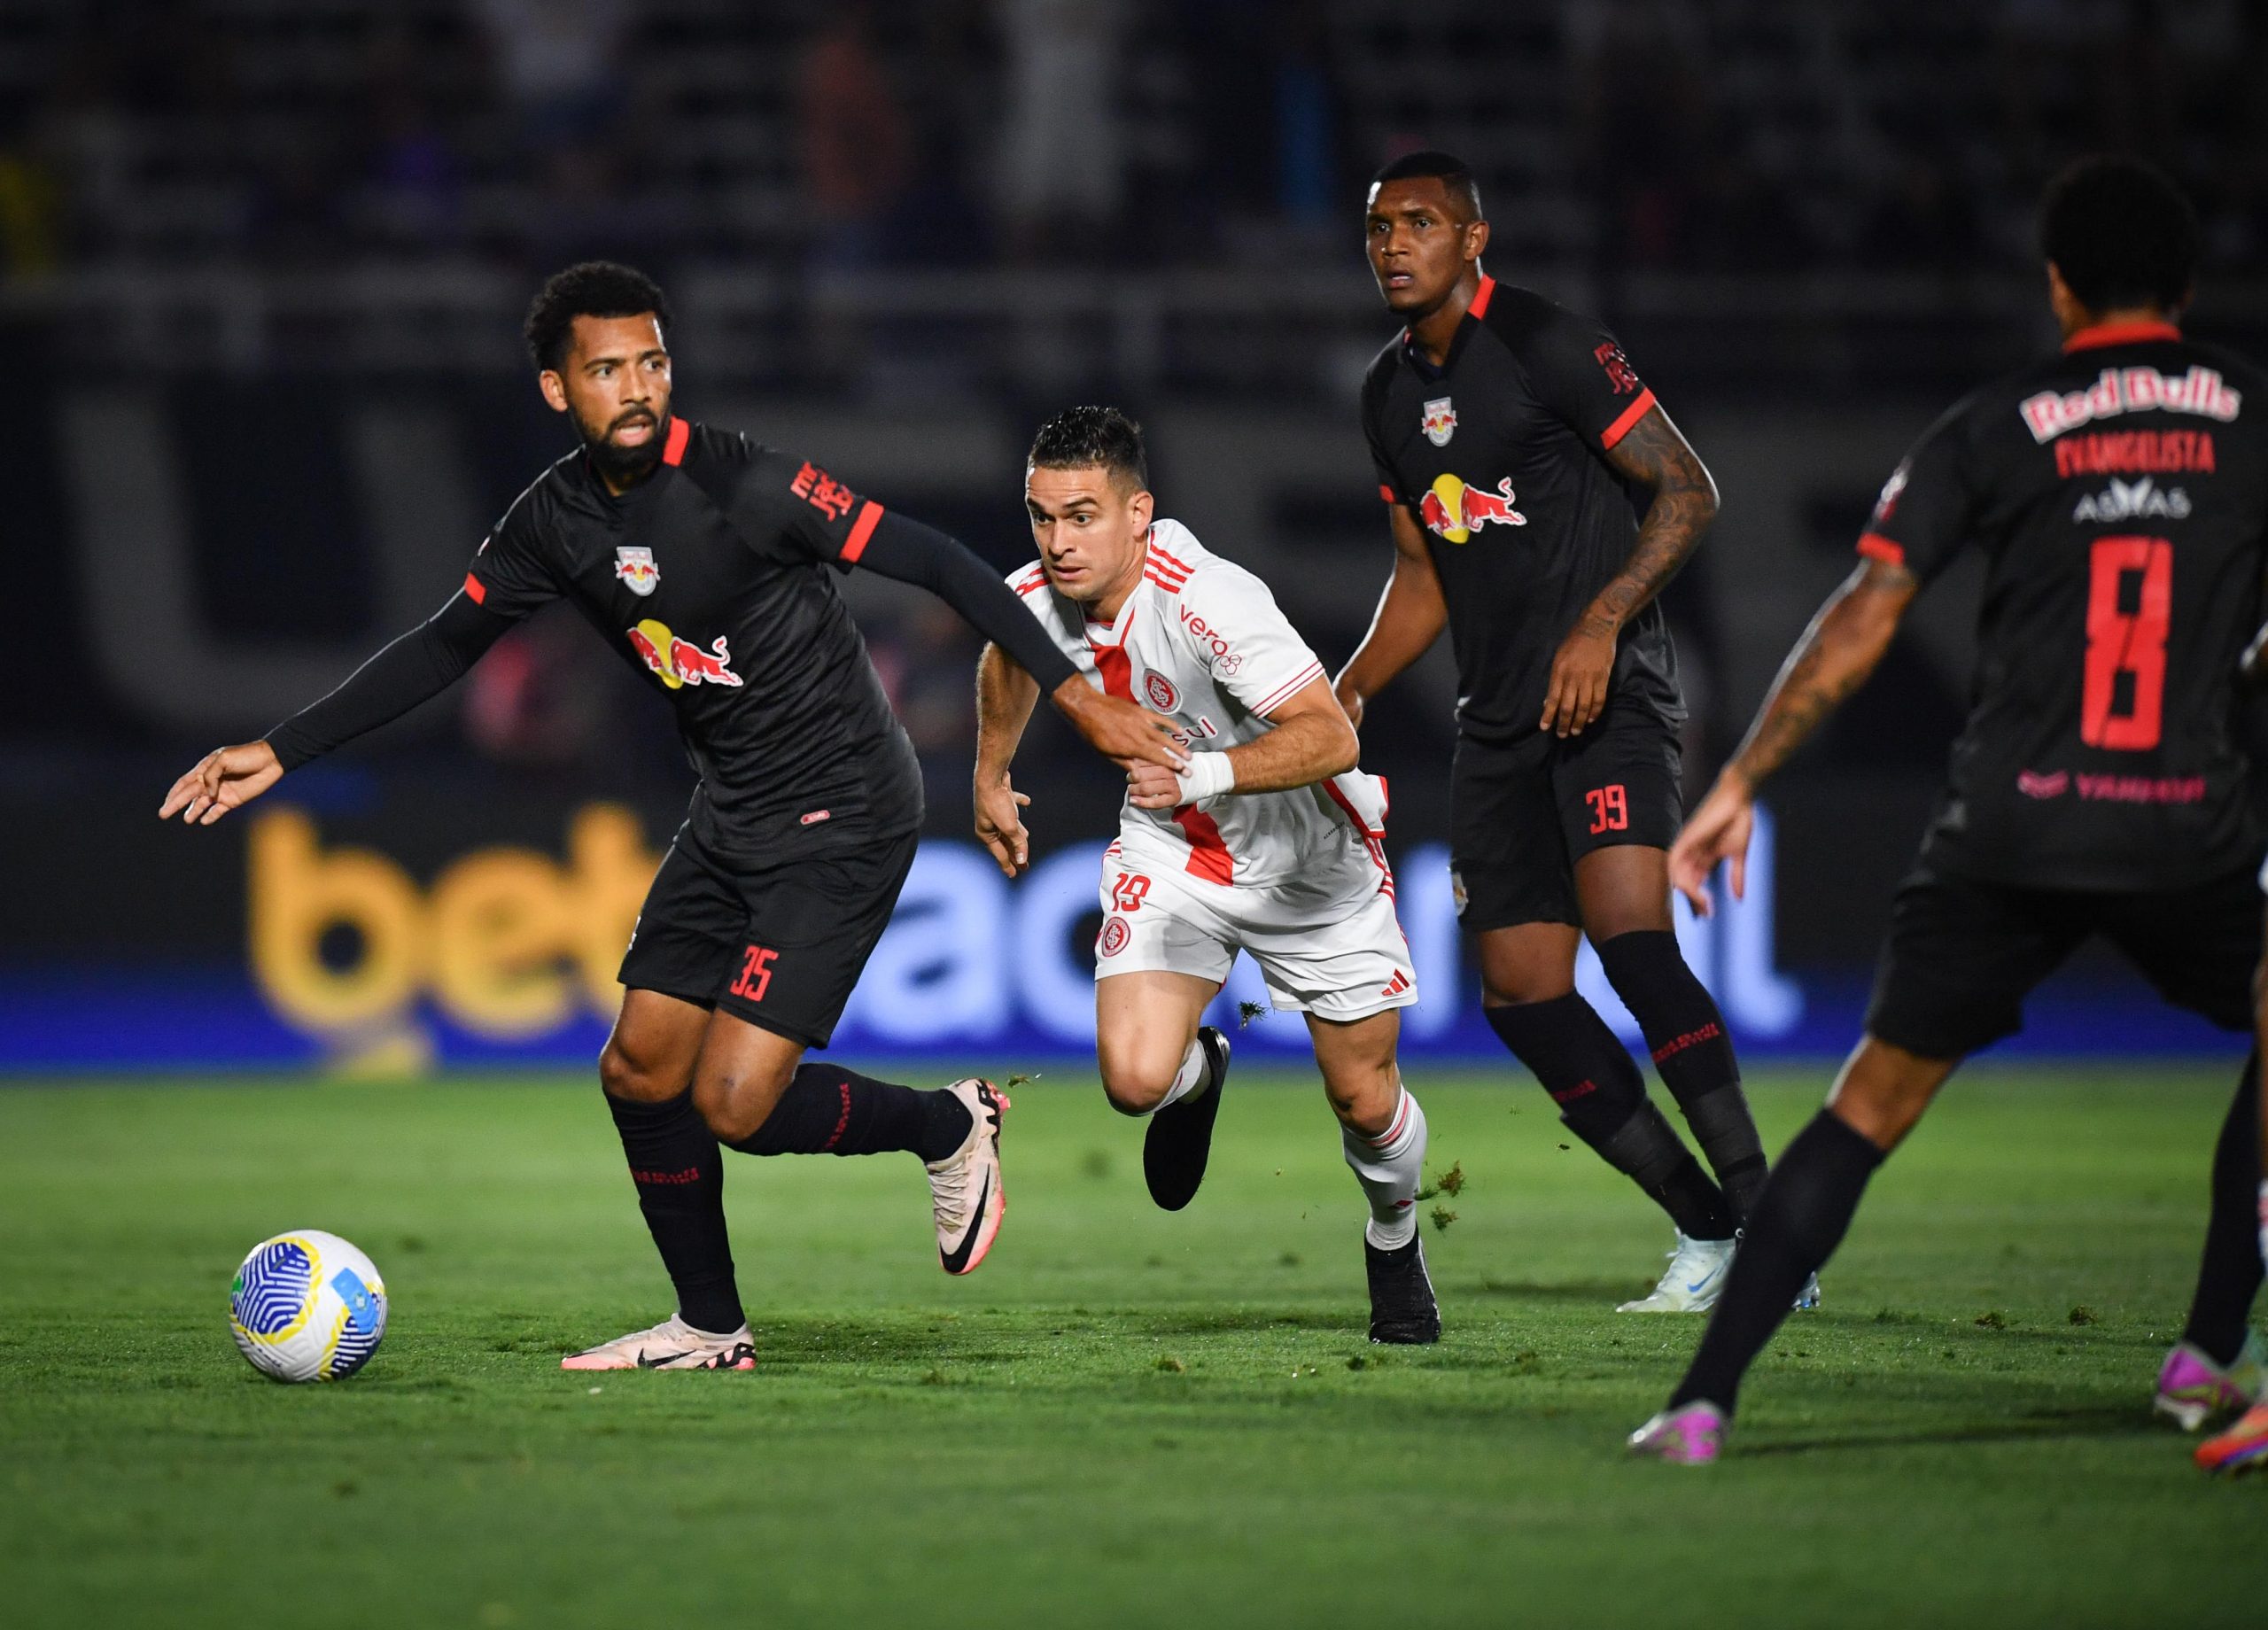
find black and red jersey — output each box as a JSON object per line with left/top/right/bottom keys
{"left": 1860, "top": 320, "right": 2268, "bottom": 889}
{"left": 1361, "top": 275, "right": 1682, "bottom": 746}
{"left": 467, "top": 416, "right": 920, "bottom": 853}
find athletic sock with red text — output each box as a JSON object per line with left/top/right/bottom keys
{"left": 605, "top": 1088, "right": 743, "bottom": 1335}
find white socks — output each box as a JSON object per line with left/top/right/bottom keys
{"left": 1154, "top": 1036, "right": 1211, "bottom": 1112}
{"left": 1342, "top": 1084, "right": 1427, "bottom": 1250}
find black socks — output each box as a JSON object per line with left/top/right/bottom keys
{"left": 1596, "top": 929, "right": 1769, "bottom": 1222}
{"left": 1486, "top": 993, "right": 1735, "bottom": 1240}
{"left": 2181, "top": 1054, "right": 2264, "bottom": 1369}
{"left": 728, "top": 1064, "right": 974, "bottom": 1163}
{"left": 605, "top": 1089, "right": 744, "bottom": 1337}
{"left": 1672, "top": 1109, "right": 1885, "bottom": 1412}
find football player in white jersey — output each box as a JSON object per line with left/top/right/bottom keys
{"left": 972, "top": 407, "right": 1441, "bottom": 1342}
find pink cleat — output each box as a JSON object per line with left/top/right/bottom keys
{"left": 1628, "top": 1401, "right": 1727, "bottom": 1465}
{"left": 2194, "top": 1401, "right": 2268, "bottom": 1476}
{"left": 561, "top": 1314, "right": 757, "bottom": 1371}
{"left": 2154, "top": 1333, "right": 2266, "bottom": 1431}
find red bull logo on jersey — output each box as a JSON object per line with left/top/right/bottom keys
{"left": 1420, "top": 396, "right": 1456, "bottom": 446}
{"left": 613, "top": 547, "right": 660, "bottom": 596}
{"left": 1418, "top": 473, "right": 1527, "bottom": 544}
{"left": 625, "top": 618, "right": 743, "bottom": 690}
{"left": 2019, "top": 366, "right": 2241, "bottom": 444}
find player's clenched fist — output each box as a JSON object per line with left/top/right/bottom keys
{"left": 1666, "top": 774, "right": 1755, "bottom": 918}
{"left": 975, "top": 775, "right": 1034, "bottom": 878}
{"left": 159, "top": 740, "right": 284, "bottom": 827}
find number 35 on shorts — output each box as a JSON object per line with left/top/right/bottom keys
{"left": 1584, "top": 783, "right": 1629, "bottom": 835}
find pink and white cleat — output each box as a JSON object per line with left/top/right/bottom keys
{"left": 929, "top": 1079, "right": 1010, "bottom": 1276}
{"left": 2153, "top": 1332, "right": 2266, "bottom": 1431}
{"left": 1628, "top": 1401, "right": 1728, "bottom": 1465}
{"left": 560, "top": 1314, "right": 757, "bottom": 1371}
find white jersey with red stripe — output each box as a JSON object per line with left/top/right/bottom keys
{"left": 1009, "top": 518, "right": 1394, "bottom": 899}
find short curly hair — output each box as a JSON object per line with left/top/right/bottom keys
{"left": 523, "top": 261, "right": 673, "bottom": 372}
{"left": 2039, "top": 157, "right": 2198, "bottom": 314}
{"left": 1028, "top": 405, "right": 1148, "bottom": 491}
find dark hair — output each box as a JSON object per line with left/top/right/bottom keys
{"left": 523, "top": 261, "right": 673, "bottom": 372}
{"left": 1029, "top": 405, "right": 1148, "bottom": 490}
{"left": 2039, "top": 156, "right": 2197, "bottom": 314}
{"left": 1371, "top": 149, "right": 1484, "bottom": 221}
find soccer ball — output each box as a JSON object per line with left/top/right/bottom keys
{"left": 229, "top": 1230, "right": 388, "bottom": 1383}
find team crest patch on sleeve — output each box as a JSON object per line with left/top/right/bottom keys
{"left": 1145, "top": 671, "right": 1178, "bottom": 710}
{"left": 614, "top": 547, "right": 660, "bottom": 595}
{"left": 1421, "top": 397, "right": 1457, "bottom": 446}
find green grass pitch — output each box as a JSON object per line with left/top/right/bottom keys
{"left": 3, "top": 1063, "right": 2263, "bottom": 1627}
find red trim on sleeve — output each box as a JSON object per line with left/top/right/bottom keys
{"left": 462, "top": 571, "right": 487, "bottom": 605}
{"left": 2063, "top": 320, "right": 2182, "bottom": 353}
{"left": 1855, "top": 532, "right": 1907, "bottom": 566}
{"left": 1252, "top": 661, "right": 1326, "bottom": 718}
{"left": 1466, "top": 276, "right": 1496, "bottom": 322}
{"left": 660, "top": 416, "right": 691, "bottom": 466}
{"left": 1171, "top": 806, "right": 1236, "bottom": 885}
{"left": 1378, "top": 484, "right": 1399, "bottom": 504}
{"left": 1599, "top": 387, "right": 1658, "bottom": 451}
{"left": 840, "top": 500, "right": 883, "bottom": 563}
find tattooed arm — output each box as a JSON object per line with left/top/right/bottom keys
{"left": 1539, "top": 404, "right": 1720, "bottom": 736}
{"left": 1667, "top": 555, "right": 1921, "bottom": 912}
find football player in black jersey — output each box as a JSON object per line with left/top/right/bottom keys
{"left": 1337, "top": 151, "right": 1777, "bottom": 1313}
{"left": 1631, "top": 159, "right": 2268, "bottom": 1463}
{"left": 159, "top": 262, "right": 1186, "bottom": 1372}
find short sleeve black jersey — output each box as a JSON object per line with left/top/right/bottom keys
{"left": 467, "top": 416, "right": 920, "bottom": 853}
{"left": 1361, "top": 276, "right": 1682, "bottom": 746}
{"left": 1858, "top": 321, "right": 2268, "bottom": 889}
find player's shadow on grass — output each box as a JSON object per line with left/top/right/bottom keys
{"left": 1736, "top": 1404, "right": 2155, "bottom": 1457}
{"left": 1469, "top": 1277, "right": 1647, "bottom": 1304}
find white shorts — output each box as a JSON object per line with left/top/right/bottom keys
{"left": 1092, "top": 850, "right": 1419, "bottom": 1023}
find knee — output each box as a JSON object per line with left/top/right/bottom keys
{"left": 1325, "top": 1067, "right": 1398, "bottom": 1137}
{"left": 691, "top": 1072, "right": 769, "bottom": 1144}
{"left": 1096, "top": 1040, "right": 1172, "bottom": 1116}
{"left": 599, "top": 1036, "right": 680, "bottom": 1105}
{"left": 1480, "top": 969, "right": 1572, "bottom": 1006}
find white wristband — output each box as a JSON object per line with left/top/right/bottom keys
{"left": 1174, "top": 751, "right": 1237, "bottom": 811}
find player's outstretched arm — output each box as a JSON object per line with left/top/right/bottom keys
{"left": 1127, "top": 677, "right": 1359, "bottom": 811}
{"left": 1333, "top": 503, "right": 1447, "bottom": 730}
{"left": 157, "top": 588, "right": 515, "bottom": 827}
{"left": 974, "top": 641, "right": 1041, "bottom": 877}
{"left": 1670, "top": 555, "right": 1918, "bottom": 913}
{"left": 1542, "top": 404, "right": 1719, "bottom": 738}
{"left": 845, "top": 509, "right": 1186, "bottom": 773}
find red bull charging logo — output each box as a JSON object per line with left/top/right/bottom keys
{"left": 1418, "top": 472, "right": 1526, "bottom": 544}
{"left": 625, "top": 618, "right": 743, "bottom": 689}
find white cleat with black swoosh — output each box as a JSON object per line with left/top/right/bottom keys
{"left": 1616, "top": 1231, "right": 1736, "bottom": 1313}
{"left": 560, "top": 1314, "right": 757, "bottom": 1371}
{"left": 928, "top": 1079, "right": 1010, "bottom": 1275}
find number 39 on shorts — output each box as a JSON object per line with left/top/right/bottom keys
{"left": 1110, "top": 872, "right": 1152, "bottom": 912}
{"left": 1584, "top": 784, "right": 1629, "bottom": 835}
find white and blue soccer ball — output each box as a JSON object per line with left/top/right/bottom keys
{"left": 229, "top": 1230, "right": 388, "bottom": 1383}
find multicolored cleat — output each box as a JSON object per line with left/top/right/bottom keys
{"left": 2153, "top": 1331, "right": 2267, "bottom": 1431}
{"left": 560, "top": 1314, "right": 757, "bottom": 1371}
{"left": 2194, "top": 1401, "right": 2268, "bottom": 1475}
{"left": 1627, "top": 1401, "right": 1727, "bottom": 1465}
{"left": 928, "top": 1078, "right": 1010, "bottom": 1275}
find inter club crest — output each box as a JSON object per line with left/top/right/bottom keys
{"left": 1421, "top": 397, "right": 1457, "bottom": 447}
{"left": 614, "top": 547, "right": 660, "bottom": 597}
{"left": 1145, "top": 671, "right": 1178, "bottom": 711}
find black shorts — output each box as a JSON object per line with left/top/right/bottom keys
{"left": 1449, "top": 704, "right": 1683, "bottom": 931}
{"left": 1865, "top": 862, "right": 2263, "bottom": 1060}
{"left": 617, "top": 819, "right": 920, "bottom": 1050}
